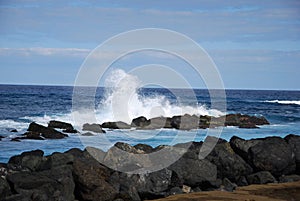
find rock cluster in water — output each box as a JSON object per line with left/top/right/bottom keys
{"left": 0, "top": 134, "right": 299, "bottom": 201}
{"left": 8, "top": 113, "right": 269, "bottom": 141}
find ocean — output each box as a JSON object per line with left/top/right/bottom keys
{"left": 0, "top": 83, "right": 299, "bottom": 163}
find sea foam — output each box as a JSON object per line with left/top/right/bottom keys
{"left": 95, "top": 69, "right": 224, "bottom": 124}
{"left": 265, "top": 100, "right": 300, "bottom": 105}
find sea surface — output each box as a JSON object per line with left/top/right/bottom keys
{"left": 0, "top": 84, "right": 299, "bottom": 162}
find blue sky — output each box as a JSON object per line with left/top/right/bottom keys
{"left": 0, "top": 0, "right": 299, "bottom": 90}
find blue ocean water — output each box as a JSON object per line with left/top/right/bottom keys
{"left": 0, "top": 84, "right": 299, "bottom": 162}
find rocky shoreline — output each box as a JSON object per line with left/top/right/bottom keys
{"left": 0, "top": 134, "right": 299, "bottom": 201}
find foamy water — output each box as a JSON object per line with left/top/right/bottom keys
{"left": 265, "top": 100, "right": 300, "bottom": 105}
{"left": 94, "top": 69, "right": 224, "bottom": 124}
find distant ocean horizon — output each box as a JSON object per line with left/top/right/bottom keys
{"left": 0, "top": 83, "right": 299, "bottom": 162}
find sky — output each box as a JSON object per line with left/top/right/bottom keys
{"left": 0, "top": 0, "right": 299, "bottom": 90}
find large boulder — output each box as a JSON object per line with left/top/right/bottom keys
{"left": 8, "top": 150, "right": 44, "bottom": 171}
{"left": 285, "top": 134, "right": 300, "bottom": 174}
{"left": 82, "top": 123, "right": 105, "bottom": 133}
{"left": 72, "top": 157, "right": 116, "bottom": 201}
{"left": 229, "top": 136, "right": 262, "bottom": 161}
{"left": 248, "top": 137, "right": 296, "bottom": 176}
{"left": 6, "top": 165, "right": 75, "bottom": 201}
{"left": 28, "top": 122, "right": 68, "bottom": 139}
{"left": 168, "top": 157, "right": 217, "bottom": 188}
{"left": 102, "top": 121, "right": 131, "bottom": 129}
{"left": 103, "top": 142, "right": 152, "bottom": 173}
{"left": 247, "top": 171, "right": 276, "bottom": 184}
{"left": 206, "top": 140, "right": 253, "bottom": 182}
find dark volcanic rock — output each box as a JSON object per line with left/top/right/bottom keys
{"left": 279, "top": 174, "right": 300, "bottom": 183}
{"left": 131, "top": 116, "right": 151, "bottom": 128}
{"left": 229, "top": 136, "right": 262, "bottom": 161}
{"left": 248, "top": 137, "right": 296, "bottom": 176}
{"left": 39, "top": 152, "right": 74, "bottom": 170}
{"left": 172, "top": 114, "right": 199, "bottom": 130}
{"left": 6, "top": 165, "right": 75, "bottom": 201}
{"left": 206, "top": 140, "right": 253, "bottom": 182}
{"left": 147, "top": 117, "right": 173, "bottom": 129}
{"left": 22, "top": 131, "right": 44, "bottom": 140}
{"left": 222, "top": 178, "right": 237, "bottom": 192}
{"left": 10, "top": 129, "right": 18, "bottom": 132}
{"left": 168, "top": 157, "right": 217, "bottom": 187}
{"left": 28, "top": 122, "right": 68, "bottom": 139}
{"left": 72, "top": 158, "right": 116, "bottom": 201}
{"left": 134, "top": 144, "right": 154, "bottom": 154}
{"left": 109, "top": 169, "right": 172, "bottom": 200}
{"left": 247, "top": 171, "right": 276, "bottom": 184}
{"left": 82, "top": 123, "right": 106, "bottom": 133}
{"left": 102, "top": 121, "right": 131, "bottom": 129}
{"left": 285, "top": 134, "right": 300, "bottom": 174}
{"left": 0, "top": 177, "right": 11, "bottom": 199}
{"left": 224, "top": 114, "right": 269, "bottom": 128}
{"left": 48, "top": 120, "right": 74, "bottom": 130}
{"left": 199, "top": 115, "right": 211, "bottom": 129}
{"left": 8, "top": 150, "right": 44, "bottom": 171}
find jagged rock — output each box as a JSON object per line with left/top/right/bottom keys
{"left": 102, "top": 121, "right": 131, "bottom": 129}
{"left": 82, "top": 123, "right": 106, "bottom": 133}
{"left": 206, "top": 140, "right": 253, "bottom": 182}
{"left": 248, "top": 137, "right": 296, "bottom": 176}
{"left": 247, "top": 171, "right": 276, "bottom": 184}
{"left": 285, "top": 134, "right": 300, "bottom": 174}
{"left": 28, "top": 122, "right": 68, "bottom": 139}
{"left": 131, "top": 116, "right": 150, "bottom": 128}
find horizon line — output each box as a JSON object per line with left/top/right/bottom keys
{"left": 0, "top": 82, "right": 299, "bottom": 92}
